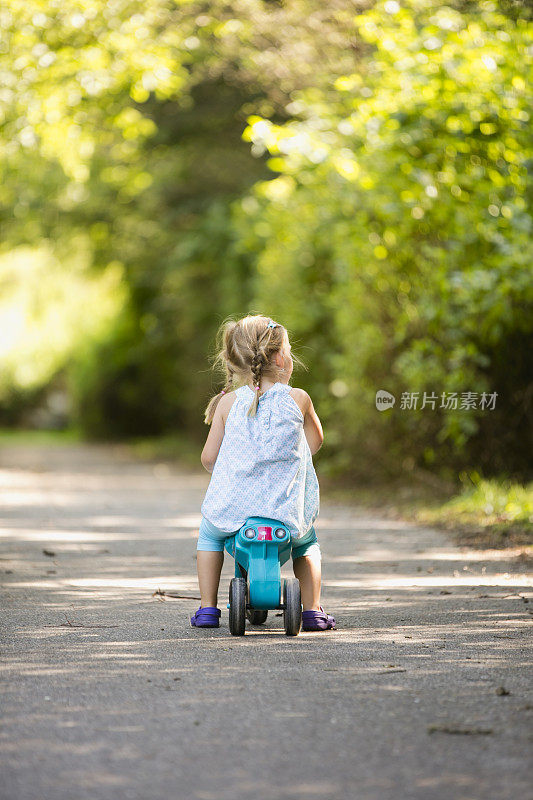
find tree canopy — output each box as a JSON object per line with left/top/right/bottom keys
{"left": 1, "top": 0, "right": 531, "bottom": 480}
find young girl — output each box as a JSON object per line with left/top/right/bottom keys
{"left": 191, "top": 314, "right": 336, "bottom": 632}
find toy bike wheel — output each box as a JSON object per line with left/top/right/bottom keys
{"left": 283, "top": 578, "right": 302, "bottom": 636}
{"left": 229, "top": 577, "right": 246, "bottom": 636}
{"left": 246, "top": 609, "right": 268, "bottom": 625}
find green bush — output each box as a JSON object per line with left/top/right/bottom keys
{"left": 232, "top": 0, "right": 532, "bottom": 479}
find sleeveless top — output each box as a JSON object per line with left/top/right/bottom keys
{"left": 200, "top": 382, "right": 319, "bottom": 540}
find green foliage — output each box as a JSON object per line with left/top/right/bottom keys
{"left": 235, "top": 0, "right": 533, "bottom": 478}
{"left": 0, "top": 240, "right": 127, "bottom": 417}
{"left": 1, "top": 0, "right": 531, "bottom": 480}
{"left": 415, "top": 473, "right": 533, "bottom": 546}
{"left": 449, "top": 472, "right": 532, "bottom": 525}
{"left": 69, "top": 304, "right": 182, "bottom": 438}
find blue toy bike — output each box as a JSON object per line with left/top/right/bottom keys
{"left": 224, "top": 516, "right": 302, "bottom": 636}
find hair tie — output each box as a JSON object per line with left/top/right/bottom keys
{"left": 267, "top": 321, "right": 277, "bottom": 328}
{"left": 220, "top": 389, "right": 226, "bottom": 394}
{"left": 255, "top": 386, "right": 260, "bottom": 391}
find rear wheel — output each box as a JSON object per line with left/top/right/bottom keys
{"left": 246, "top": 608, "right": 268, "bottom": 625}
{"left": 283, "top": 578, "right": 302, "bottom": 636}
{"left": 229, "top": 577, "right": 246, "bottom": 636}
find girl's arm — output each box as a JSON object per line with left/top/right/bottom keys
{"left": 201, "top": 402, "right": 226, "bottom": 473}
{"left": 303, "top": 393, "right": 324, "bottom": 455}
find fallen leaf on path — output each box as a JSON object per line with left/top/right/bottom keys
{"left": 503, "top": 592, "right": 529, "bottom": 603}
{"left": 376, "top": 668, "right": 407, "bottom": 674}
{"left": 45, "top": 623, "right": 120, "bottom": 628}
{"left": 154, "top": 588, "right": 203, "bottom": 599}
{"left": 427, "top": 724, "right": 493, "bottom": 735}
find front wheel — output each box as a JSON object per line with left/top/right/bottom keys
{"left": 246, "top": 609, "right": 268, "bottom": 625}
{"left": 283, "top": 578, "right": 302, "bottom": 636}
{"left": 229, "top": 577, "right": 246, "bottom": 636}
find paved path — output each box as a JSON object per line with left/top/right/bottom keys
{"left": 1, "top": 443, "right": 532, "bottom": 800}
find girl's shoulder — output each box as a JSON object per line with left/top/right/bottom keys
{"left": 218, "top": 384, "right": 309, "bottom": 423}
{"left": 287, "top": 385, "right": 310, "bottom": 420}
{"left": 218, "top": 389, "right": 239, "bottom": 425}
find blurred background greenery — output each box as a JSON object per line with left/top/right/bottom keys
{"left": 1, "top": 0, "right": 531, "bottom": 538}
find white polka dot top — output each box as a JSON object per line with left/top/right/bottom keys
{"left": 200, "top": 382, "right": 319, "bottom": 539}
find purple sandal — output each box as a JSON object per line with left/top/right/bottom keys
{"left": 190, "top": 606, "right": 221, "bottom": 628}
{"left": 302, "top": 606, "right": 336, "bottom": 631}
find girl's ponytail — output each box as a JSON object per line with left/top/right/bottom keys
{"left": 203, "top": 370, "right": 233, "bottom": 425}
{"left": 203, "top": 319, "right": 238, "bottom": 425}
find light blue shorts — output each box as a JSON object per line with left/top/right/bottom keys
{"left": 197, "top": 516, "right": 321, "bottom": 561}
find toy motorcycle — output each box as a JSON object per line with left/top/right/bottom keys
{"left": 224, "top": 516, "right": 302, "bottom": 636}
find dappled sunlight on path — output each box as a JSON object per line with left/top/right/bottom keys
{"left": 1, "top": 442, "right": 531, "bottom": 800}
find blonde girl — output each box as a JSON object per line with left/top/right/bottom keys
{"left": 191, "top": 314, "right": 335, "bottom": 631}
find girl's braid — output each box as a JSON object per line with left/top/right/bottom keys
{"left": 219, "top": 365, "right": 234, "bottom": 395}
{"left": 251, "top": 348, "right": 267, "bottom": 391}
{"left": 251, "top": 323, "right": 277, "bottom": 391}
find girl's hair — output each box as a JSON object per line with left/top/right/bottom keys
{"left": 203, "top": 314, "right": 306, "bottom": 424}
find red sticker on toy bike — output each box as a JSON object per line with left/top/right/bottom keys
{"left": 257, "top": 526, "right": 272, "bottom": 540}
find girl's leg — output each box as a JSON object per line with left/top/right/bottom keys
{"left": 293, "top": 550, "right": 322, "bottom": 611}
{"left": 196, "top": 550, "right": 224, "bottom": 608}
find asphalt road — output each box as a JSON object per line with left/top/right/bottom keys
{"left": 1, "top": 442, "right": 532, "bottom": 800}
